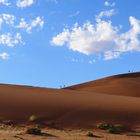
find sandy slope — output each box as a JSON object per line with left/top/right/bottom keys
{"left": 0, "top": 77, "right": 140, "bottom": 128}
{"left": 65, "top": 72, "right": 140, "bottom": 97}
{"left": 1, "top": 127, "right": 140, "bottom": 140}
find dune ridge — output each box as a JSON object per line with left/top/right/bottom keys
{"left": 65, "top": 72, "right": 140, "bottom": 97}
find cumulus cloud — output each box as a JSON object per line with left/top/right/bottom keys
{"left": 0, "top": 0, "right": 10, "bottom": 6}
{"left": 0, "top": 14, "right": 15, "bottom": 28}
{"left": 0, "top": 1, "right": 44, "bottom": 59}
{"left": 51, "top": 29, "right": 70, "bottom": 46}
{"left": 0, "top": 33, "right": 22, "bottom": 47}
{"left": 16, "top": 0, "right": 34, "bottom": 8}
{"left": 104, "top": 1, "right": 115, "bottom": 7}
{"left": 0, "top": 14, "right": 44, "bottom": 34}
{"left": 0, "top": 14, "right": 44, "bottom": 50}
{"left": 51, "top": 16, "right": 140, "bottom": 60}
{"left": 16, "top": 16, "right": 44, "bottom": 33}
{"left": 0, "top": 52, "right": 9, "bottom": 60}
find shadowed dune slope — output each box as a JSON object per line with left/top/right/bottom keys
{"left": 0, "top": 83, "right": 140, "bottom": 128}
{"left": 65, "top": 72, "right": 140, "bottom": 97}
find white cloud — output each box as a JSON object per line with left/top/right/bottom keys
{"left": 67, "top": 56, "right": 97, "bottom": 64}
{"left": 16, "top": 0, "right": 34, "bottom": 8}
{"left": 51, "top": 16, "right": 140, "bottom": 60}
{"left": 51, "top": 29, "right": 70, "bottom": 46}
{"left": 104, "top": 1, "right": 115, "bottom": 7}
{"left": 0, "top": 14, "right": 15, "bottom": 28}
{"left": 0, "top": 33, "right": 22, "bottom": 47}
{"left": 16, "top": 16, "right": 44, "bottom": 33}
{"left": 0, "top": 0, "right": 10, "bottom": 6}
{"left": 0, "top": 52, "right": 9, "bottom": 60}
{"left": 96, "top": 9, "right": 116, "bottom": 20}
{"left": 104, "top": 51, "right": 121, "bottom": 60}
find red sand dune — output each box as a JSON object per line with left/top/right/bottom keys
{"left": 0, "top": 72, "right": 140, "bottom": 128}
{"left": 65, "top": 72, "right": 140, "bottom": 97}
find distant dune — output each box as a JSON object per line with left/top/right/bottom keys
{"left": 0, "top": 72, "right": 140, "bottom": 128}
{"left": 65, "top": 72, "right": 140, "bottom": 97}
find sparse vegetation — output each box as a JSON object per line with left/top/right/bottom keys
{"left": 113, "top": 124, "right": 125, "bottom": 132}
{"left": 97, "top": 123, "right": 125, "bottom": 134}
{"left": 2, "top": 120, "right": 14, "bottom": 125}
{"left": 87, "top": 131, "right": 94, "bottom": 137}
{"left": 97, "top": 123, "right": 112, "bottom": 130}
{"left": 107, "top": 127, "right": 117, "bottom": 134}
{"left": 26, "top": 127, "right": 42, "bottom": 135}
{"left": 0, "top": 125, "right": 7, "bottom": 131}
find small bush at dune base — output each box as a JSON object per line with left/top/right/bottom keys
{"left": 107, "top": 127, "right": 117, "bottom": 134}
{"left": 87, "top": 131, "right": 94, "bottom": 137}
{"left": 2, "top": 120, "right": 14, "bottom": 125}
{"left": 107, "top": 126, "right": 123, "bottom": 134}
{"left": 97, "top": 123, "right": 112, "bottom": 130}
{"left": 113, "top": 124, "right": 125, "bottom": 132}
{"left": 97, "top": 123, "right": 125, "bottom": 134}
{"left": 26, "top": 127, "right": 42, "bottom": 135}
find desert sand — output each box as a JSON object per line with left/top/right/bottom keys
{"left": 0, "top": 72, "right": 140, "bottom": 139}
{"left": 1, "top": 126, "right": 140, "bottom": 140}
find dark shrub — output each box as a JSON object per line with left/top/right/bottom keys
{"left": 97, "top": 123, "right": 112, "bottom": 130}
{"left": 97, "top": 123, "right": 125, "bottom": 134}
{"left": 110, "top": 124, "right": 125, "bottom": 134}
{"left": 26, "top": 127, "right": 41, "bottom": 135}
{"left": 107, "top": 127, "right": 117, "bottom": 134}
{"left": 113, "top": 124, "right": 124, "bottom": 131}
{"left": 87, "top": 131, "right": 94, "bottom": 137}
{"left": 2, "top": 120, "right": 14, "bottom": 125}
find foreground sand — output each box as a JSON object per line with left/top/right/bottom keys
{"left": 0, "top": 126, "right": 140, "bottom": 140}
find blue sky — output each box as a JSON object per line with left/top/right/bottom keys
{"left": 0, "top": 0, "right": 140, "bottom": 88}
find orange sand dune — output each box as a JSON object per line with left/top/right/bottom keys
{"left": 65, "top": 72, "right": 140, "bottom": 97}
{"left": 0, "top": 76, "right": 140, "bottom": 128}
